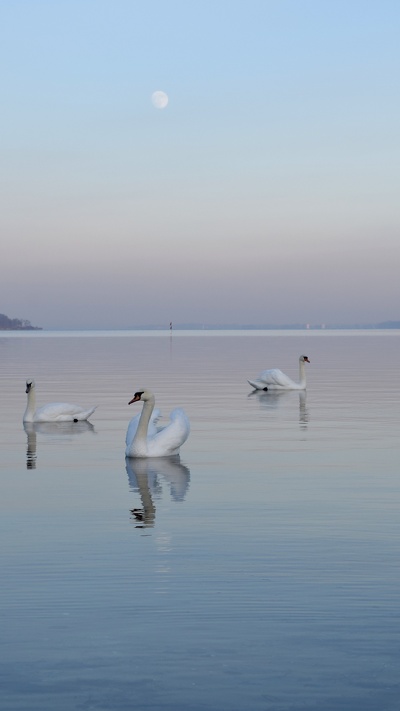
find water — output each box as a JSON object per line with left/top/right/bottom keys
{"left": 1, "top": 330, "right": 400, "bottom": 711}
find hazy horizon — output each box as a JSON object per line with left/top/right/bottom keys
{"left": 3, "top": 316, "right": 400, "bottom": 332}
{"left": 2, "top": 1, "right": 400, "bottom": 330}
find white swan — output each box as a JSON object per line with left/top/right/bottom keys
{"left": 248, "top": 355, "right": 310, "bottom": 391}
{"left": 23, "top": 379, "right": 97, "bottom": 423}
{"left": 125, "top": 389, "right": 190, "bottom": 458}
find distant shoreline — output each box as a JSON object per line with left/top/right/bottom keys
{"left": 71, "top": 322, "right": 398, "bottom": 331}
{"left": 0, "top": 313, "right": 42, "bottom": 331}
{"left": 1, "top": 321, "right": 399, "bottom": 331}
{"left": 0, "top": 326, "right": 42, "bottom": 331}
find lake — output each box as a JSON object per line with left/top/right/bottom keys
{"left": 1, "top": 330, "right": 400, "bottom": 710}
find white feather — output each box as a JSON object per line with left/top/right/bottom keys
{"left": 23, "top": 379, "right": 97, "bottom": 423}
{"left": 248, "top": 355, "right": 310, "bottom": 391}
{"left": 125, "top": 390, "right": 190, "bottom": 458}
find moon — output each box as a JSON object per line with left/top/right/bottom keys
{"left": 151, "top": 90, "right": 169, "bottom": 109}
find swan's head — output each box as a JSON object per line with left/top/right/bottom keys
{"left": 26, "top": 379, "right": 36, "bottom": 394}
{"left": 300, "top": 355, "right": 310, "bottom": 363}
{"left": 128, "top": 389, "right": 154, "bottom": 405}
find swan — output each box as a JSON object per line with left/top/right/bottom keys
{"left": 248, "top": 355, "right": 310, "bottom": 391}
{"left": 125, "top": 389, "right": 190, "bottom": 458}
{"left": 23, "top": 379, "right": 97, "bottom": 423}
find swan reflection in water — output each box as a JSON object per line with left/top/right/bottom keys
{"left": 248, "top": 389, "right": 309, "bottom": 428}
{"left": 24, "top": 421, "right": 96, "bottom": 470}
{"left": 125, "top": 456, "right": 190, "bottom": 528}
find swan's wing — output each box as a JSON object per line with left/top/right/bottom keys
{"left": 125, "top": 408, "right": 162, "bottom": 446}
{"left": 256, "top": 368, "right": 295, "bottom": 388}
{"left": 34, "top": 402, "right": 96, "bottom": 422}
{"left": 148, "top": 408, "right": 190, "bottom": 457}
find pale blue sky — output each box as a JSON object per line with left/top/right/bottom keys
{"left": 1, "top": 0, "right": 399, "bottom": 328}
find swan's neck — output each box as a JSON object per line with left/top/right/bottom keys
{"left": 133, "top": 396, "right": 155, "bottom": 454}
{"left": 23, "top": 389, "right": 36, "bottom": 423}
{"left": 298, "top": 360, "right": 307, "bottom": 387}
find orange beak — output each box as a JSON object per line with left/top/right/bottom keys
{"left": 128, "top": 394, "right": 141, "bottom": 405}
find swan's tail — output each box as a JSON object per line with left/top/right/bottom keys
{"left": 247, "top": 379, "right": 268, "bottom": 391}
{"left": 74, "top": 405, "right": 97, "bottom": 421}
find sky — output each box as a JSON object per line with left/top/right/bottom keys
{"left": 1, "top": 0, "right": 399, "bottom": 329}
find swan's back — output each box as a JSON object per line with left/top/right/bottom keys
{"left": 257, "top": 368, "right": 298, "bottom": 389}
{"left": 34, "top": 402, "right": 97, "bottom": 422}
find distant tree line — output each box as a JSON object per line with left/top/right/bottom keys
{"left": 0, "top": 313, "right": 41, "bottom": 330}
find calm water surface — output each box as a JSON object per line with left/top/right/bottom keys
{"left": 1, "top": 330, "right": 400, "bottom": 711}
